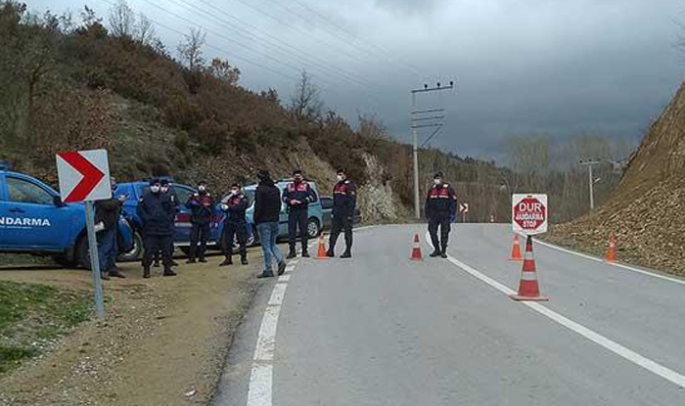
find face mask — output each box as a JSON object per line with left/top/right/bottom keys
{"left": 337, "top": 175, "right": 344, "bottom": 182}
{"left": 150, "top": 185, "right": 161, "bottom": 193}
{"left": 294, "top": 176, "right": 303, "bottom": 183}
{"left": 433, "top": 179, "right": 442, "bottom": 186}
{"left": 161, "top": 186, "right": 169, "bottom": 193}
{"left": 231, "top": 189, "right": 239, "bottom": 195}
{"left": 198, "top": 185, "right": 206, "bottom": 192}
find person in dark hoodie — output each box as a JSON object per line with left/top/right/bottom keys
{"left": 137, "top": 178, "right": 177, "bottom": 278}
{"left": 253, "top": 170, "right": 286, "bottom": 278}
{"left": 95, "top": 177, "right": 127, "bottom": 280}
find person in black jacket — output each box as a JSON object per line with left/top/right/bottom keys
{"left": 425, "top": 172, "right": 457, "bottom": 258}
{"left": 185, "top": 180, "right": 214, "bottom": 264}
{"left": 283, "top": 169, "right": 317, "bottom": 258}
{"left": 95, "top": 177, "right": 127, "bottom": 280}
{"left": 137, "top": 178, "right": 177, "bottom": 278}
{"left": 327, "top": 168, "right": 357, "bottom": 258}
{"left": 254, "top": 170, "right": 286, "bottom": 278}
{"left": 220, "top": 183, "right": 249, "bottom": 266}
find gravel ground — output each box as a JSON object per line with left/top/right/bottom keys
{"left": 0, "top": 249, "right": 264, "bottom": 406}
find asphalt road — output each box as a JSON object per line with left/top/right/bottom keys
{"left": 213, "top": 224, "right": 685, "bottom": 406}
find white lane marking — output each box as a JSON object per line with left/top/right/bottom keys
{"left": 253, "top": 305, "right": 281, "bottom": 361}
{"left": 443, "top": 245, "right": 685, "bottom": 390}
{"left": 534, "top": 238, "right": 685, "bottom": 286}
{"left": 278, "top": 274, "right": 291, "bottom": 282}
{"left": 290, "top": 260, "right": 299, "bottom": 265}
{"left": 246, "top": 363, "right": 272, "bottom": 406}
{"left": 268, "top": 283, "right": 287, "bottom": 306}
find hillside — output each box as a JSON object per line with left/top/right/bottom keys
{"left": 0, "top": 2, "right": 508, "bottom": 224}
{"left": 548, "top": 76, "right": 685, "bottom": 276}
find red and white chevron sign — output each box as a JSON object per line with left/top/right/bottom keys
{"left": 56, "top": 149, "right": 111, "bottom": 203}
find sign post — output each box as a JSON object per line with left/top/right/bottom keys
{"left": 56, "top": 149, "right": 111, "bottom": 320}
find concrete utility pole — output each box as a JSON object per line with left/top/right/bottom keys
{"left": 410, "top": 81, "right": 454, "bottom": 219}
{"left": 579, "top": 159, "right": 600, "bottom": 210}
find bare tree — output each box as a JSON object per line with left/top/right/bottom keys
{"left": 136, "top": 12, "right": 156, "bottom": 45}
{"left": 289, "top": 70, "right": 323, "bottom": 123}
{"left": 209, "top": 58, "right": 240, "bottom": 85}
{"left": 108, "top": 0, "right": 135, "bottom": 38}
{"left": 177, "top": 27, "right": 206, "bottom": 71}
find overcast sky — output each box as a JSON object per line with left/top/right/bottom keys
{"left": 28, "top": 0, "right": 685, "bottom": 160}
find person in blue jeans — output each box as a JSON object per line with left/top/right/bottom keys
{"left": 253, "top": 170, "right": 286, "bottom": 278}
{"left": 95, "top": 178, "right": 127, "bottom": 280}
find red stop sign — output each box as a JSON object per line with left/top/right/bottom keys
{"left": 513, "top": 197, "right": 546, "bottom": 232}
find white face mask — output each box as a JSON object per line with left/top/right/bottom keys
{"left": 433, "top": 179, "right": 442, "bottom": 186}
{"left": 150, "top": 185, "right": 161, "bottom": 193}
{"left": 337, "top": 175, "right": 344, "bottom": 182}
{"left": 231, "top": 189, "right": 239, "bottom": 195}
{"left": 198, "top": 185, "right": 206, "bottom": 192}
{"left": 161, "top": 186, "right": 169, "bottom": 193}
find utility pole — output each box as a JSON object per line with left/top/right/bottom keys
{"left": 579, "top": 159, "right": 600, "bottom": 210}
{"left": 410, "top": 81, "right": 455, "bottom": 219}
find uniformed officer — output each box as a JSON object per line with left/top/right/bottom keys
{"left": 425, "top": 172, "right": 457, "bottom": 258}
{"left": 220, "top": 183, "right": 249, "bottom": 266}
{"left": 283, "top": 169, "right": 317, "bottom": 258}
{"left": 153, "top": 179, "right": 178, "bottom": 267}
{"left": 327, "top": 168, "right": 356, "bottom": 258}
{"left": 137, "top": 178, "right": 177, "bottom": 278}
{"left": 185, "top": 180, "right": 214, "bottom": 263}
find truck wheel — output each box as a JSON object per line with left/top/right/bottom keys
{"left": 76, "top": 236, "right": 92, "bottom": 270}
{"left": 307, "top": 218, "right": 321, "bottom": 238}
{"left": 118, "top": 231, "right": 143, "bottom": 262}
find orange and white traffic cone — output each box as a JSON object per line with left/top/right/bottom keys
{"left": 316, "top": 235, "right": 328, "bottom": 260}
{"left": 510, "top": 236, "right": 548, "bottom": 301}
{"left": 509, "top": 234, "right": 522, "bottom": 261}
{"left": 605, "top": 235, "right": 617, "bottom": 263}
{"left": 410, "top": 233, "right": 423, "bottom": 261}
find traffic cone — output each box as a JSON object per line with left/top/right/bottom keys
{"left": 510, "top": 236, "right": 548, "bottom": 301}
{"left": 605, "top": 235, "right": 617, "bottom": 263}
{"left": 316, "top": 235, "right": 328, "bottom": 260}
{"left": 410, "top": 233, "right": 423, "bottom": 261}
{"left": 509, "top": 234, "right": 522, "bottom": 261}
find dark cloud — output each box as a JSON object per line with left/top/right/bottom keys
{"left": 28, "top": 0, "right": 685, "bottom": 160}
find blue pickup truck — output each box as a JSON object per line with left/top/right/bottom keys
{"left": 114, "top": 181, "right": 255, "bottom": 261}
{"left": 0, "top": 167, "right": 134, "bottom": 267}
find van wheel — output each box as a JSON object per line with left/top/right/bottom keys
{"left": 307, "top": 218, "right": 321, "bottom": 238}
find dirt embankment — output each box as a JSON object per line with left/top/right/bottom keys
{"left": 549, "top": 76, "right": 685, "bottom": 276}
{"left": 0, "top": 252, "right": 262, "bottom": 406}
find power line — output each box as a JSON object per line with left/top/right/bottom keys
{"left": 96, "top": 0, "right": 299, "bottom": 82}
{"left": 285, "top": 0, "right": 422, "bottom": 77}
{"left": 170, "top": 0, "right": 376, "bottom": 90}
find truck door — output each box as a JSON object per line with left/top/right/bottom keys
{"left": 0, "top": 176, "right": 71, "bottom": 250}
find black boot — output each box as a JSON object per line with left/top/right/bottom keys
{"left": 241, "top": 257, "right": 248, "bottom": 265}
{"left": 429, "top": 250, "right": 441, "bottom": 257}
{"left": 220, "top": 257, "right": 233, "bottom": 267}
{"left": 341, "top": 250, "right": 352, "bottom": 259}
{"left": 286, "top": 249, "right": 297, "bottom": 259}
{"left": 277, "top": 261, "right": 287, "bottom": 275}
{"left": 440, "top": 246, "right": 448, "bottom": 258}
{"left": 301, "top": 249, "right": 310, "bottom": 258}
{"left": 198, "top": 257, "right": 208, "bottom": 263}
{"left": 163, "top": 268, "right": 177, "bottom": 276}
{"left": 143, "top": 267, "right": 151, "bottom": 279}
{"left": 257, "top": 271, "right": 274, "bottom": 278}
{"left": 326, "top": 250, "right": 335, "bottom": 258}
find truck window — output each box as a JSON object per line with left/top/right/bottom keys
{"left": 7, "top": 177, "right": 54, "bottom": 205}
